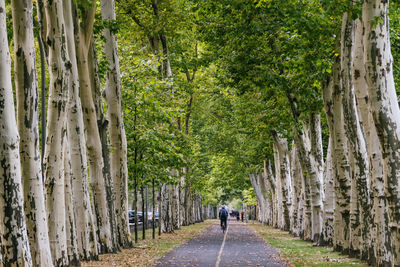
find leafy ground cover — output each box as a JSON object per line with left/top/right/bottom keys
{"left": 249, "top": 223, "right": 368, "bottom": 267}
{"left": 81, "top": 220, "right": 213, "bottom": 266}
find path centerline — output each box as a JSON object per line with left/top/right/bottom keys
{"left": 156, "top": 220, "right": 287, "bottom": 267}
{"left": 215, "top": 222, "right": 228, "bottom": 267}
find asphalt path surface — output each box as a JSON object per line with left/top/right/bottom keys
{"left": 156, "top": 219, "right": 288, "bottom": 267}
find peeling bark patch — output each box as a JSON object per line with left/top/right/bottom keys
{"left": 1, "top": 151, "right": 30, "bottom": 264}
{"left": 386, "top": 62, "right": 391, "bottom": 73}
{"left": 22, "top": 56, "right": 34, "bottom": 129}
{"left": 354, "top": 69, "right": 360, "bottom": 79}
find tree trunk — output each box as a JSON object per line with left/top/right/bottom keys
{"left": 194, "top": 194, "right": 202, "bottom": 222}
{"left": 100, "top": 0, "right": 131, "bottom": 248}
{"left": 271, "top": 132, "right": 291, "bottom": 231}
{"left": 146, "top": 186, "right": 149, "bottom": 232}
{"left": 273, "top": 147, "right": 283, "bottom": 229}
{"left": 0, "top": 2, "right": 32, "bottom": 265}
{"left": 134, "top": 170, "right": 138, "bottom": 243}
{"left": 11, "top": 0, "right": 52, "bottom": 265}
{"left": 152, "top": 178, "right": 156, "bottom": 239}
{"left": 286, "top": 94, "right": 324, "bottom": 241}
{"left": 345, "top": 17, "right": 362, "bottom": 260}
{"left": 88, "top": 39, "right": 119, "bottom": 252}
{"left": 363, "top": 1, "right": 400, "bottom": 264}
{"left": 159, "top": 189, "right": 162, "bottom": 236}
{"left": 64, "top": 139, "right": 81, "bottom": 266}
{"left": 179, "top": 174, "right": 186, "bottom": 226}
{"left": 43, "top": 0, "right": 70, "bottom": 264}
{"left": 250, "top": 174, "right": 266, "bottom": 226}
{"left": 73, "top": 1, "right": 115, "bottom": 253}
{"left": 257, "top": 169, "right": 268, "bottom": 225}
{"left": 322, "top": 74, "right": 339, "bottom": 249}
{"left": 319, "top": 135, "right": 334, "bottom": 246}
{"left": 186, "top": 183, "right": 194, "bottom": 225}
{"left": 171, "top": 182, "right": 180, "bottom": 229}
{"left": 160, "top": 34, "right": 172, "bottom": 79}
{"left": 342, "top": 13, "right": 373, "bottom": 260}
{"left": 258, "top": 172, "right": 271, "bottom": 226}
{"left": 161, "top": 184, "right": 174, "bottom": 233}
{"left": 327, "top": 23, "right": 352, "bottom": 253}
{"left": 290, "top": 146, "right": 304, "bottom": 237}
{"left": 353, "top": 14, "right": 391, "bottom": 266}
{"left": 308, "top": 114, "right": 324, "bottom": 243}
{"left": 293, "top": 129, "right": 313, "bottom": 241}
{"left": 142, "top": 186, "right": 146, "bottom": 240}
{"left": 63, "top": 0, "right": 98, "bottom": 260}
{"left": 264, "top": 160, "right": 276, "bottom": 226}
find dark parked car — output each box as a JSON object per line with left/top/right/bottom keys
{"left": 128, "top": 210, "right": 143, "bottom": 225}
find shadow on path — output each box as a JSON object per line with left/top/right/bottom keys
{"left": 156, "top": 219, "right": 288, "bottom": 267}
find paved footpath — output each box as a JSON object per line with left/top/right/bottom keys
{"left": 156, "top": 219, "right": 288, "bottom": 267}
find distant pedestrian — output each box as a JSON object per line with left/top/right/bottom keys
{"left": 241, "top": 211, "right": 244, "bottom": 222}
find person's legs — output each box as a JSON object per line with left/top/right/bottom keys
{"left": 221, "top": 218, "right": 226, "bottom": 229}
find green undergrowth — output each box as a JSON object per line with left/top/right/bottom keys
{"left": 250, "top": 223, "right": 368, "bottom": 267}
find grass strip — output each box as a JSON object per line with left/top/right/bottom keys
{"left": 249, "top": 223, "right": 368, "bottom": 267}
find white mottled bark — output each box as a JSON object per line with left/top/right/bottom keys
{"left": 100, "top": 0, "right": 131, "bottom": 248}
{"left": 290, "top": 145, "right": 303, "bottom": 237}
{"left": 63, "top": 0, "right": 98, "bottom": 260}
{"left": 345, "top": 15, "right": 373, "bottom": 260}
{"left": 184, "top": 178, "right": 193, "bottom": 226}
{"left": 363, "top": 0, "right": 400, "bottom": 264}
{"left": 322, "top": 77, "right": 336, "bottom": 247}
{"left": 309, "top": 114, "right": 324, "bottom": 242}
{"left": 171, "top": 183, "right": 180, "bottom": 229}
{"left": 11, "top": 0, "right": 52, "bottom": 265}
{"left": 293, "top": 127, "right": 316, "bottom": 241}
{"left": 161, "top": 184, "right": 174, "bottom": 233}
{"left": 179, "top": 174, "right": 186, "bottom": 226}
{"left": 74, "top": 1, "right": 115, "bottom": 253}
{"left": 43, "top": 0, "right": 69, "bottom": 264}
{"left": 263, "top": 160, "right": 276, "bottom": 226}
{"left": 258, "top": 172, "right": 271, "bottom": 225}
{"left": 273, "top": 147, "right": 282, "bottom": 229}
{"left": 342, "top": 15, "right": 364, "bottom": 257}
{"left": 88, "top": 40, "right": 119, "bottom": 251}
{"left": 193, "top": 193, "right": 202, "bottom": 222}
{"left": 353, "top": 14, "right": 391, "bottom": 265}
{"left": 272, "top": 132, "right": 291, "bottom": 231}
{"left": 331, "top": 21, "right": 351, "bottom": 252}
{"left": 0, "top": 2, "right": 32, "bottom": 264}
{"left": 63, "top": 139, "right": 80, "bottom": 266}
{"left": 320, "top": 135, "right": 334, "bottom": 246}
{"left": 250, "top": 174, "right": 266, "bottom": 225}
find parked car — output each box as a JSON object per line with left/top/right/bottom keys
{"left": 146, "top": 212, "right": 159, "bottom": 227}
{"left": 147, "top": 212, "right": 158, "bottom": 220}
{"left": 128, "top": 210, "right": 143, "bottom": 225}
